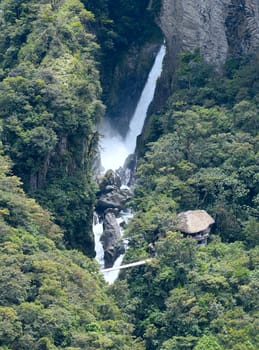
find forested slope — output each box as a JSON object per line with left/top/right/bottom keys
{"left": 0, "top": 1, "right": 159, "bottom": 348}
{"left": 0, "top": 1, "right": 258, "bottom": 350}
{"left": 0, "top": 0, "right": 105, "bottom": 255}
{"left": 113, "top": 51, "right": 259, "bottom": 350}
{"left": 0, "top": 144, "right": 144, "bottom": 349}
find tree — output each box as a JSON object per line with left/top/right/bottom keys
{"left": 194, "top": 334, "right": 223, "bottom": 350}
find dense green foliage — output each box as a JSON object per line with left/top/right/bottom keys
{"left": 0, "top": 2, "right": 162, "bottom": 348}
{"left": 0, "top": 147, "right": 144, "bottom": 349}
{"left": 83, "top": 0, "right": 161, "bottom": 53}
{"left": 113, "top": 235, "right": 259, "bottom": 350}
{"left": 0, "top": 0, "right": 105, "bottom": 255}
{"left": 137, "top": 51, "right": 259, "bottom": 243}
{"left": 0, "top": 0, "right": 162, "bottom": 257}
{"left": 113, "top": 52, "right": 259, "bottom": 349}
{"left": 0, "top": 1, "right": 258, "bottom": 349}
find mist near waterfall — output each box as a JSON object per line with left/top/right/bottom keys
{"left": 99, "top": 120, "right": 130, "bottom": 172}
{"left": 99, "top": 44, "right": 166, "bottom": 173}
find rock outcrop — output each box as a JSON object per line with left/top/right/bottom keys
{"left": 101, "top": 211, "right": 125, "bottom": 268}
{"left": 96, "top": 170, "right": 133, "bottom": 267}
{"left": 145, "top": 0, "right": 259, "bottom": 139}
{"left": 159, "top": 0, "right": 259, "bottom": 68}
{"left": 97, "top": 189, "right": 130, "bottom": 211}
{"left": 96, "top": 169, "right": 132, "bottom": 211}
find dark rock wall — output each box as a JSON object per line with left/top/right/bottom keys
{"left": 103, "top": 41, "right": 162, "bottom": 136}
{"left": 159, "top": 0, "right": 259, "bottom": 69}
{"left": 103, "top": 1, "right": 259, "bottom": 139}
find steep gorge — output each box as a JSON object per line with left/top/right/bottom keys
{"left": 0, "top": 0, "right": 258, "bottom": 259}
{"left": 0, "top": 1, "right": 258, "bottom": 349}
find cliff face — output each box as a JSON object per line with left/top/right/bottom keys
{"left": 103, "top": 41, "right": 161, "bottom": 136}
{"left": 146, "top": 0, "right": 259, "bottom": 115}
{"left": 141, "top": 0, "right": 259, "bottom": 154}
{"left": 159, "top": 0, "right": 259, "bottom": 68}
{"left": 101, "top": 1, "right": 259, "bottom": 137}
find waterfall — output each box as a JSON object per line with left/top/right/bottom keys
{"left": 99, "top": 44, "right": 166, "bottom": 172}
{"left": 93, "top": 212, "right": 105, "bottom": 268}
{"left": 94, "top": 44, "right": 166, "bottom": 284}
{"left": 99, "top": 122, "right": 129, "bottom": 172}
{"left": 125, "top": 44, "right": 166, "bottom": 152}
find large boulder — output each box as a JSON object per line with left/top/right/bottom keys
{"left": 97, "top": 188, "right": 131, "bottom": 211}
{"left": 96, "top": 170, "right": 132, "bottom": 212}
{"left": 101, "top": 211, "right": 125, "bottom": 268}
{"left": 98, "top": 169, "right": 122, "bottom": 192}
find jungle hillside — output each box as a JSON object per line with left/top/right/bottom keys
{"left": 0, "top": 1, "right": 258, "bottom": 350}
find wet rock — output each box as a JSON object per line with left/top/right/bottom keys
{"left": 96, "top": 169, "right": 132, "bottom": 212}
{"left": 101, "top": 211, "right": 125, "bottom": 268}
{"left": 95, "top": 169, "right": 132, "bottom": 267}
{"left": 115, "top": 154, "right": 137, "bottom": 186}
{"left": 99, "top": 169, "right": 121, "bottom": 191}
{"left": 97, "top": 189, "right": 130, "bottom": 211}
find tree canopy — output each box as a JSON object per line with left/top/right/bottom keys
{"left": 113, "top": 51, "right": 259, "bottom": 350}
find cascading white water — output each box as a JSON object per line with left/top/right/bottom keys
{"left": 93, "top": 212, "right": 105, "bottom": 268}
{"left": 93, "top": 211, "right": 133, "bottom": 284}
{"left": 125, "top": 44, "right": 166, "bottom": 152}
{"left": 99, "top": 121, "right": 129, "bottom": 172}
{"left": 94, "top": 44, "right": 166, "bottom": 283}
{"left": 99, "top": 44, "right": 166, "bottom": 172}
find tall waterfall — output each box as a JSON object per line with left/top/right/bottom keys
{"left": 125, "top": 44, "right": 166, "bottom": 152}
{"left": 94, "top": 44, "right": 166, "bottom": 283}
{"left": 99, "top": 44, "right": 166, "bottom": 172}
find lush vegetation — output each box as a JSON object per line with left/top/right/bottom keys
{"left": 0, "top": 0, "right": 162, "bottom": 256}
{"left": 0, "top": 1, "right": 258, "bottom": 349}
{"left": 0, "top": 0, "right": 105, "bottom": 255}
{"left": 113, "top": 234, "right": 259, "bottom": 350}
{"left": 0, "top": 144, "right": 144, "bottom": 349}
{"left": 83, "top": 0, "right": 161, "bottom": 54}
{"left": 112, "top": 51, "right": 259, "bottom": 349}
{"left": 137, "top": 50, "right": 258, "bottom": 244}
{"left": 0, "top": 2, "right": 161, "bottom": 348}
